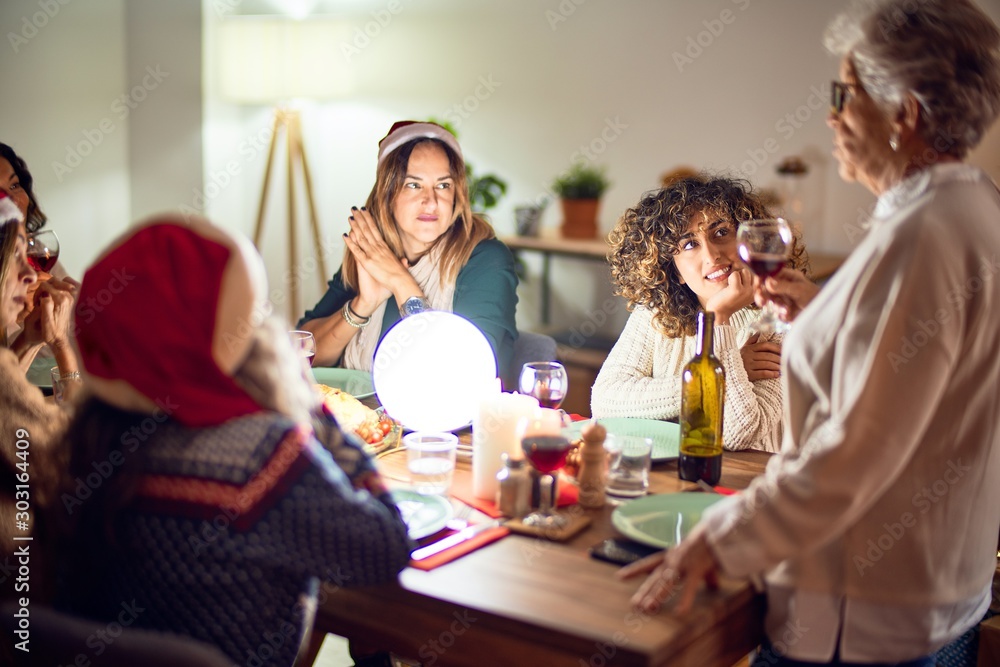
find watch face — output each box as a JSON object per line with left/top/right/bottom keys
{"left": 402, "top": 296, "right": 430, "bottom": 317}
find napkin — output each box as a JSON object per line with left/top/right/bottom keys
{"left": 408, "top": 523, "right": 510, "bottom": 571}
{"left": 449, "top": 474, "right": 578, "bottom": 518}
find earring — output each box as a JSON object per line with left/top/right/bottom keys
{"left": 889, "top": 131, "right": 900, "bottom": 152}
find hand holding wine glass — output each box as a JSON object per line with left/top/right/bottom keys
{"left": 26, "top": 230, "right": 60, "bottom": 274}
{"left": 754, "top": 267, "right": 820, "bottom": 324}
{"left": 518, "top": 361, "right": 568, "bottom": 410}
{"left": 737, "top": 218, "right": 793, "bottom": 335}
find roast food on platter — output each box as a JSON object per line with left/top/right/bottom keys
{"left": 315, "top": 384, "right": 398, "bottom": 451}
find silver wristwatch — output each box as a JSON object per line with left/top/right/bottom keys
{"left": 399, "top": 295, "right": 431, "bottom": 318}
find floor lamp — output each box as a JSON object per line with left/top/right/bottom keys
{"left": 218, "top": 17, "right": 352, "bottom": 322}
{"left": 252, "top": 107, "right": 327, "bottom": 322}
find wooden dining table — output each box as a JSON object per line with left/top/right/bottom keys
{"left": 313, "top": 446, "right": 772, "bottom": 667}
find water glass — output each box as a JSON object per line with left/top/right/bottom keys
{"left": 405, "top": 432, "right": 458, "bottom": 495}
{"left": 49, "top": 366, "right": 66, "bottom": 403}
{"left": 604, "top": 434, "right": 653, "bottom": 497}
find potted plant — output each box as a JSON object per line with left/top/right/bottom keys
{"left": 551, "top": 163, "right": 610, "bottom": 239}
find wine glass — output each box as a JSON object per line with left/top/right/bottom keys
{"left": 518, "top": 361, "right": 568, "bottom": 409}
{"left": 26, "top": 230, "right": 60, "bottom": 273}
{"left": 289, "top": 330, "right": 316, "bottom": 366}
{"left": 737, "top": 218, "right": 793, "bottom": 335}
{"left": 518, "top": 408, "right": 572, "bottom": 529}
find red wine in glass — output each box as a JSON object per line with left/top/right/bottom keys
{"left": 745, "top": 254, "right": 786, "bottom": 279}
{"left": 518, "top": 361, "right": 568, "bottom": 410}
{"left": 737, "top": 218, "right": 793, "bottom": 335}
{"left": 26, "top": 230, "right": 60, "bottom": 273}
{"left": 522, "top": 434, "right": 573, "bottom": 473}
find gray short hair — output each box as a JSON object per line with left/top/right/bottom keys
{"left": 825, "top": 0, "right": 1000, "bottom": 157}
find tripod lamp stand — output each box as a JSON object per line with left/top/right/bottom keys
{"left": 252, "top": 107, "right": 327, "bottom": 322}
{"left": 218, "top": 17, "right": 351, "bottom": 321}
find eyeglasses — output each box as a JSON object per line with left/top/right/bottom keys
{"left": 831, "top": 80, "right": 855, "bottom": 114}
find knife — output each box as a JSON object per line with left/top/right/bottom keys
{"left": 411, "top": 520, "right": 502, "bottom": 561}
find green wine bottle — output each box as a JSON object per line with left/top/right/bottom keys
{"left": 679, "top": 310, "right": 725, "bottom": 485}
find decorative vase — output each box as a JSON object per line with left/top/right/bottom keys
{"left": 559, "top": 198, "right": 600, "bottom": 239}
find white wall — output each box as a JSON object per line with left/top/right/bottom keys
{"left": 4, "top": 0, "right": 999, "bottom": 338}
{"left": 202, "top": 0, "right": 1000, "bottom": 339}
{"left": 0, "top": 0, "right": 203, "bottom": 278}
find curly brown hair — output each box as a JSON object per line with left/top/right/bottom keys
{"left": 607, "top": 176, "right": 809, "bottom": 338}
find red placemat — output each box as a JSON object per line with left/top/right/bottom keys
{"left": 449, "top": 474, "right": 578, "bottom": 518}
{"left": 408, "top": 525, "right": 510, "bottom": 571}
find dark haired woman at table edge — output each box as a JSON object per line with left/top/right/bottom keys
{"left": 45, "top": 217, "right": 412, "bottom": 667}
{"left": 299, "top": 121, "right": 518, "bottom": 378}
{"left": 622, "top": 2, "right": 1000, "bottom": 665}
{"left": 591, "top": 175, "right": 809, "bottom": 453}
{"left": 1, "top": 141, "right": 78, "bottom": 371}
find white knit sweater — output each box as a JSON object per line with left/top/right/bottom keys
{"left": 590, "top": 306, "right": 781, "bottom": 452}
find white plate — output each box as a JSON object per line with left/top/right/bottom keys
{"left": 391, "top": 489, "right": 453, "bottom": 540}
{"left": 564, "top": 418, "right": 680, "bottom": 462}
{"left": 311, "top": 367, "right": 375, "bottom": 400}
{"left": 611, "top": 493, "right": 724, "bottom": 549}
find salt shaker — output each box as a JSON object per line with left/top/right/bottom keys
{"left": 577, "top": 422, "right": 608, "bottom": 509}
{"left": 496, "top": 453, "right": 531, "bottom": 518}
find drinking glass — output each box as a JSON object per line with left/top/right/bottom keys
{"left": 737, "top": 218, "right": 793, "bottom": 335}
{"left": 404, "top": 432, "right": 458, "bottom": 495}
{"left": 604, "top": 434, "right": 653, "bottom": 497}
{"left": 518, "top": 361, "right": 568, "bottom": 410}
{"left": 289, "top": 330, "right": 316, "bottom": 366}
{"left": 26, "top": 230, "right": 60, "bottom": 273}
{"left": 518, "top": 408, "right": 572, "bottom": 529}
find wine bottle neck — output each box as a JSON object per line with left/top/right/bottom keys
{"left": 695, "top": 311, "right": 715, "bottom": 357}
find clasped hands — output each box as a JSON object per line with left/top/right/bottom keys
{"left": 342, "top": 208, "right": 421, "bottom": 313}
{"left": 19, "top": 273, "right": 79, "bottom": 351}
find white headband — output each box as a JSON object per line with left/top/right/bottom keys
{"left": 376, "top": 122, "right": 463, "bottom": 166}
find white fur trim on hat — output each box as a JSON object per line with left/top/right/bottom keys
{"left": 377, "top": 122, "right": 463, "bottom": 166}
{"left": 0, "top": 193, "right": 23, "bottom": 226}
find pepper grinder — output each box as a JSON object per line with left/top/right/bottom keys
{"left": 577, "top": 422, "right": 608, "bottom": 509}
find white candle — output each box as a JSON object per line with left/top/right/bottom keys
{"left": 472, "top": 392, "right": 539, "bottom": 500}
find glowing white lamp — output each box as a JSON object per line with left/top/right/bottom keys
{"left": 372, "top": 311, "right": 498, "bottom": 432}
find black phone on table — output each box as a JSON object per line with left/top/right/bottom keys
{"left": 588, "top": 538, "right": 660, "bottom": 566}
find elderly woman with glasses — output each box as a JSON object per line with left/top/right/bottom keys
{"left": 622, "top": 1, "right": 1000, "bottom": 665}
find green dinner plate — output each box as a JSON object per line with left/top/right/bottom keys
{"left": 311, "top": 367, "right": 375, "bottom": 399}
{"left": 564, "top": 418, "right": 680, "bottom": 462}
{"left": 391, "top": 489, "right": 453, "bottom": 540}
{"left": 611, "top": 493, "right": 725, "bottom": 549}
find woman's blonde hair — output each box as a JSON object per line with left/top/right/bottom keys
{"left": 342, "top": 138, "right": 495, "bottom": 289}
{"left": 608, "top": 176, "right": 809, "bottom": 338}
{"left": 0, "top": 222, "right": 19, "bottom": 347}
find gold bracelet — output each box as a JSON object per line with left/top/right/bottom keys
{"left": 342, "top": 301, "right": 370, "bottom": 329}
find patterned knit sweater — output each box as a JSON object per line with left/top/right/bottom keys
{"left": 591, "top": 307, "right": 782, "bottom": 452}
{"left": 57, "top": 412, "right": 413, "bottom": 667}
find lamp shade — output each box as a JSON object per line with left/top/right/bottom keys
{"left": 217, "top": 17, "right": 353, "bottom": 103}
{"left": 372, "top": 312, "right": 498, "bottom": 432}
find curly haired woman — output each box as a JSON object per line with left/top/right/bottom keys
{"left": 591, "top": 175, "right": 809, "bottom": 452}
